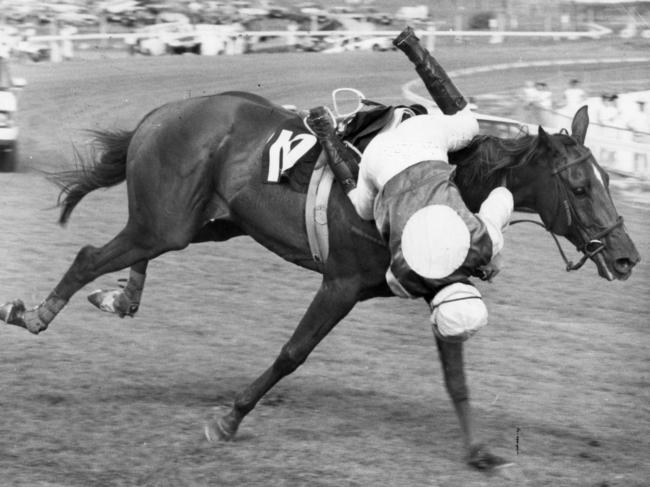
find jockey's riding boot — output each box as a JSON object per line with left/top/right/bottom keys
{"left": 393, "top": 26, "right": 467, "bottom": 115}
{"left": 306, "top": 106, "right": 358, "bottom": 194}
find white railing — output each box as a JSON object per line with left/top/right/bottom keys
{"left": 26, "top": 24, "right": 612, "bottom": 44}
{"left": 556, "top": 110, "right": 650, "bottom": 180}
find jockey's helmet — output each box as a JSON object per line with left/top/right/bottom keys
{"left": 430, "top": 282, "right": 487, "bottom": 342}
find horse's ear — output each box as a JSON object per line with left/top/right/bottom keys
{"left": 537, "top": 125, "right": 552, "bottom": 148}
{"left": 571, "top": 105, "right": 589, "bottom": 144}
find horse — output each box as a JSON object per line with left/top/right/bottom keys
{"left": 0, "top": 91, "right": 639, "bottom": 470}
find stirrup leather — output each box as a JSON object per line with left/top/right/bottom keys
{"left": 305, "top": 106, "right": 358, "bottom": 194}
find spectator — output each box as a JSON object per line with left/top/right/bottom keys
{"left": 625, "top": 100, "right": 650, "bottom": 170}
{"left": 0, "top": 57, "right": 11, "bottom": 89}
{"left": 60, "top": 23, "right": 78, "bottom": 61}
{"left": 627, "top": 100, "right": 650, "bottom": 140}
{"left": 595, "top": 94, "right": 622, "bottom": 166}
{"left": 0, "top": 37, "right": 11, "bottom": 60}
{"left": 533, "top": 81, "right": 553, "bottom": 127}
{"left": 535, "top": 82, "right": 553, "bottom": 109}
{"left": 521, "top": 80, "right": 539, "bottom": 107}
{"left": 517, "top": 80, "right": 541, "bottom": 123}
{"left": 597, "top": 94, "right": 623, "bottom": 128}
{"left": 563, "top": 78, "right": 587, "bottom": 113}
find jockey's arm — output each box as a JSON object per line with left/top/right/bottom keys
{"left": 475, "top": 187, "right": 514, "bottom": 280}
{"left": 348, "top": 162, "right": 377, "bottom": 220}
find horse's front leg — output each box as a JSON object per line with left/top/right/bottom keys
{"left": 204, "top": 276, "right": 360, "bottom": 442}
{"left": 435, "top": 337, "right": 511, "bottom": 470}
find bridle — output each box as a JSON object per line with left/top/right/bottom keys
{"left": 509, "top": 145, "right": 623, "bottom": 272}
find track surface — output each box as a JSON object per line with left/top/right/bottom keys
{"left": 1, "top": 40, "right": 649, "bottom": 486}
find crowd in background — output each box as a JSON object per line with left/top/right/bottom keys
{"left": 521, "top": 78, "right": 650, "bottom": 138}
{"left": 518, "top": 77, "right": 650, "bottom": 175}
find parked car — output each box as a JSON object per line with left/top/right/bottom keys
{"left": 0, "top": 60, "right": 25, "bottom": 172}
{"left": 395, "top": 5, "right": 429, "bottom": 23}
{"left": 109, "top": 8, "right": 158, "bottom": 27}
{"left": 165, "top": 34, "right": 201, "bottom": 54}
{"left": 157, "top": 12, "right": 190, "bottom": 24}
{"left": 267, "top": 5, "right": 291, "bottom": 18}
{"left": 321, "top": 36, "right": 396, "bottom": 53}
{"left": 295, "top": 36, "right": 329, "bottom": 52}
{"left": 16, "top": 38, "right": 51, "bottom": 62}
{"left": 359, "top": 7, "right": 393, "bottom": 25}
{"left": 56, "top": 10, "right": 101, "bottom": 26}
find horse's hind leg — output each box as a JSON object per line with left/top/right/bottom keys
{"left": 86, "top": 220, "right": 245, "bottom": 318}
{"left": 0, "top": 223, "right": 187, "bottom": 334}
{"left": 204, "top": 276, "right": 361, "bottom": 442}
{"left": 87, "top": 260, "right": 149, "bottom": 317}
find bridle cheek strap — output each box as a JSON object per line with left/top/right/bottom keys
{"left": 550, "top": 150, "right": 592, "bottom": 175}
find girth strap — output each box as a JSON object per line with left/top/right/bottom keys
{"left": 305, "top": 152, "right": 335, "bottom": 268}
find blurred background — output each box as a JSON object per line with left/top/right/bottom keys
{"left": 0, "top": 3, "right": 648, "bottom": 486}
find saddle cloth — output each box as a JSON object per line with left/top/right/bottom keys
{"left": 262, "top": 103, "right": 419, "bottom": 191}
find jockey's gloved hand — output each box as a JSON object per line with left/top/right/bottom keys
{"left": 477, "top": 254, "right": 503, "bottom": 282}
{"left": 305, "top": 106, "right": 337, "bottom": 138}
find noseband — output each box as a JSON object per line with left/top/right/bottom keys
{"left": 511, "top": 147, "right": 623, "bottom": 272}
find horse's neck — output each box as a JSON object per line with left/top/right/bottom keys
{"left": 453, "top": 136, "right": 539, "bottom": 213}
{"left": 453, "top": 162, "right": 505, "bottom": 213}
{"left": 457, "top": 163, "right": 538, "bottom": 216}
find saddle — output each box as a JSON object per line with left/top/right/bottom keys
{"left": 301, "top": 103, "right": 421, "bottom": 267}
{"left": 262, "top": 102, "right": 423, "bottom": 193}
{"left": 261, "top": 101, "right": 421, "bottom": 268}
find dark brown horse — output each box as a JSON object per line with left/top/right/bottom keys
{"left": 0, "top": 91, "right": 639, "bottom": 470}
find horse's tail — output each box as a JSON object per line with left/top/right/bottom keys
{"left": 49, "top": 129, "right": 134, "bottom": 225}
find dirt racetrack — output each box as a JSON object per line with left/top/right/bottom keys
{"left": 1, "top": 39, "right": 649, "bottom": 486}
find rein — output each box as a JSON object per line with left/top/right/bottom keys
{"left": 508, "top": 215, "right": 622, "bottom": 271}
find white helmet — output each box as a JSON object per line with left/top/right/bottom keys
{"left": 430, "top": 282, "right": 487, "bottom": 342}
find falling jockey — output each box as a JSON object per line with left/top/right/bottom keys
{"left": 305, "top": 27, "right": 514, "bottom": 343}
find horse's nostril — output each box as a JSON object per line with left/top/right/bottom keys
{"left": 614, "top": 258, "right": 634, "bottom": 274}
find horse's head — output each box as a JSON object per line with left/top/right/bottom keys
{"left": 526, "top": 106, "right": 640, "bottom": 280}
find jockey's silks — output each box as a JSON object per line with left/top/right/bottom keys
{"left": 374, "top": 160, "right": 493, "bottom": 298}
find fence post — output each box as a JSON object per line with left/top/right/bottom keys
{"left": 426, "top": 23, "right": 435, "bottom": 52}
{"left": 49, "top": 22, "right": 62, "bottom": 63}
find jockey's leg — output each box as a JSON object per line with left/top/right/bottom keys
{"left": 87, "top": 260, "right": 148, "bottom": 317}
{"left": 204, "top": 276, "right": 361, "bottom": 442}
{"left": 305, "top": 107, "right": 358, "bottom": 193}
{"left": 435, "top": 337, "right": 510, "bottom": 470}
{"left": 394, "top": 26, "right": 467, "bottom": 115}
{"left": 435, "top": 338, "right": 473, "bottom": 449}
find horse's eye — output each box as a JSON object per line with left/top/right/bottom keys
{"left": 573, "top": 187, "right": 587, "bottom": 197}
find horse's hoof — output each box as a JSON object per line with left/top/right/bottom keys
{"left": 204, "top": 418, "right": 236, "bottom": 443}
{"left": 0, "top": 299, "right": 25, "bottom": 325}
{"left": 88, "top": 289, "right": 121, "bottom": 314}
{"left": 0, "top": 301, "right": 46, "bottom": 334}
{"left": 88, "top": 289, "right": 138, "bottom": 318}
{"left": 467, "top": 443, "right": 514, "bottom": 471}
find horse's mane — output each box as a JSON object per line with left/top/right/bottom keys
{"left": 450, "top": 133, "right": 541, "bottom": 189}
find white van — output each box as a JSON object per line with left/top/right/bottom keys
{"left": 0, "top": 59, "right": 25, "bottom": 171}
